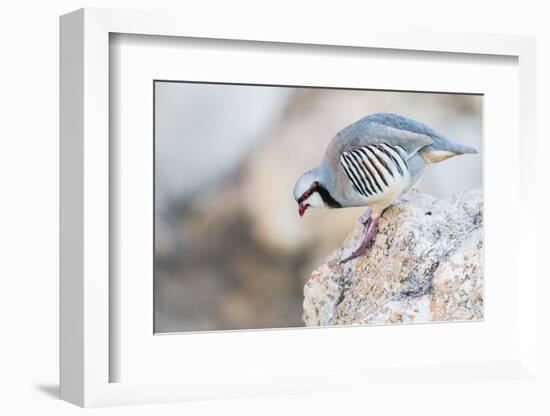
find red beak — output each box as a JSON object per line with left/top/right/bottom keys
{"left": 298, "top": 203, "right": 308, "bottom": 217}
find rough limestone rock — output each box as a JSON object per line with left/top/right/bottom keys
{"left": 303, "top": 189, "right": 483, "bottom": 326}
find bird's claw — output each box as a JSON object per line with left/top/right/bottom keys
{"left": 339, "top": 216, "right": 379, "bottom": 264}
{"left": 339, "top": 249, "right": 367, "bottom": 265}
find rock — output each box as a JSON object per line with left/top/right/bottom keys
{"left": 303, "top": 189, "right": 483, "bottom": 326}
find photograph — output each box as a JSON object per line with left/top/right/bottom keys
{"left": 154, "top": 82, "right": 483, "bottom": 333}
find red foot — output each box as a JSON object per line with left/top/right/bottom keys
{"left": 339, "top": 217, "right": 379, "bottom": 264}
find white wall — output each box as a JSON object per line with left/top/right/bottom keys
{"left": 1, "top": 1, "right": 548, "bottom": 415}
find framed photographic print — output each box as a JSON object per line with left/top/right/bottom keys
{"left": 60, "top": 8, "right": 538, "bottom": 408}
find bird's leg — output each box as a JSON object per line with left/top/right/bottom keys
{"left": 339, "top": 214, "right": 379, "bottom": 264}
{"left": 358, "top": 207, "right": 372, "bottom": 226}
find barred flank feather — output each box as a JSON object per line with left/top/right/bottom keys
{"left": 340, "top": 144, "right": 408, "bottom": 198}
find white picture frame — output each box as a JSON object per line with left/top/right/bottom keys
{"left": 60, "top": 7, "right": 538, "bottom": 408}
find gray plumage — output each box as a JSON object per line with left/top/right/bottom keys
{"left": 294, "top": 113, "right": 478, "bottom": 219}
{"left": 358, "top": 113, "right": 478, "bottom": 156}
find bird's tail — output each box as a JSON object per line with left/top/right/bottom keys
{"left": 419, "top": 139, "right": 478, "bottom": 164}
{"left": 448, "top": 142, "right": 478, "bottom": 154}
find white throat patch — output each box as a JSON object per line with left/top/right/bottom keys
{"left": 304, "top": 192, "right": 325, "bottom": 209}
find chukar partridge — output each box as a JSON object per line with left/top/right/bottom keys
{"left": 293, "top": 113, "right": 477, "bottom": 263}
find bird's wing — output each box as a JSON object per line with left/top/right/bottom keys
{"left": 320, "top": 120, "right": 432, "bottom": 199}
{"left": 335, "top": 121, "right": 433, "bottom": 160}
{"left": 361, "top": 113, "right": 478, "bottom": 161}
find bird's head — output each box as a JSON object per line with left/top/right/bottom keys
{"left": 293, "top": 170, "right": 327, "bottom": 218}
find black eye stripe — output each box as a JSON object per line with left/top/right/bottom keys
{"left": 298, "top": 181, "right": 341, "bottom": 208}
{"left": 298, "top": 183, "right": 315, "bottom": 204}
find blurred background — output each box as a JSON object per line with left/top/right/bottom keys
{"left": 154, "top": 82, "right": 482, "bottom": 333}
